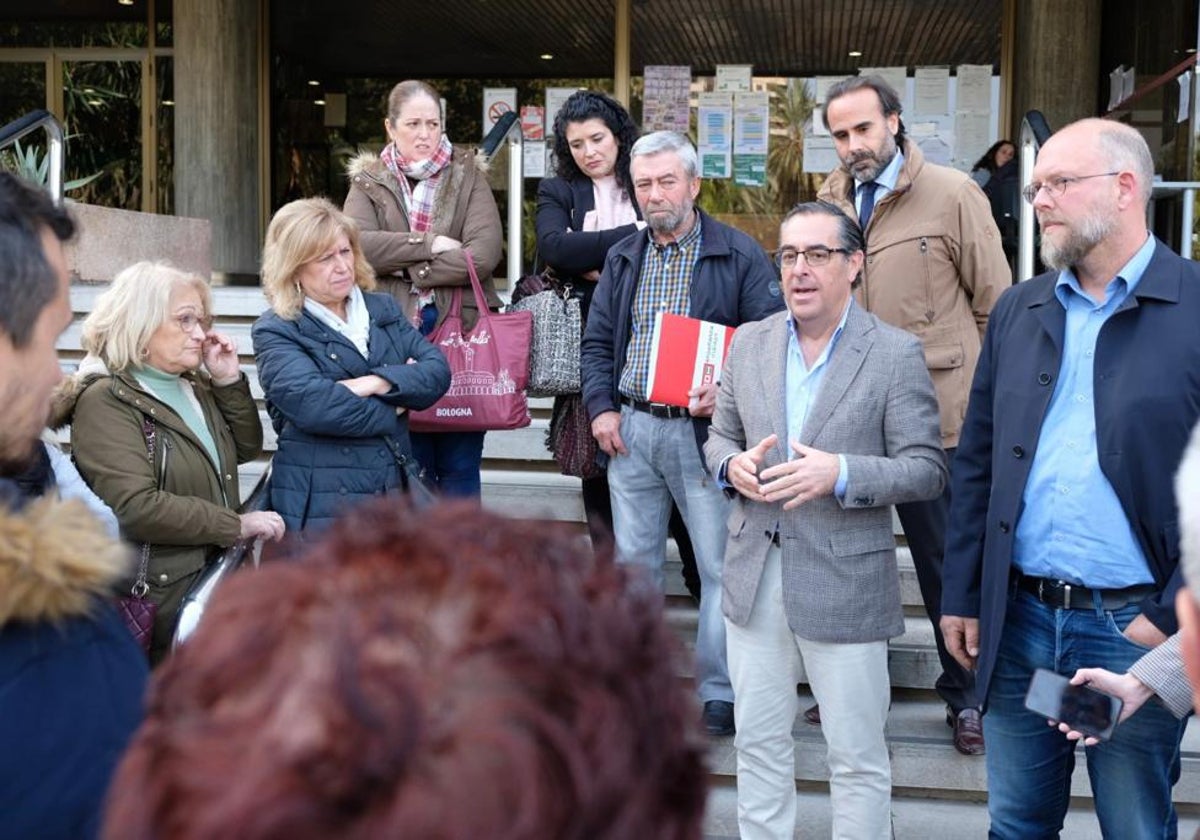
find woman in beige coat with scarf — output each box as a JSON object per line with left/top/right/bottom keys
{"left": 344, "top": 79, "right": 503, "bottom": 498}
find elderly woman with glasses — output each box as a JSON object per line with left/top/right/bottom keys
{"left": 66, "top": 262, "right": 286, "bottom": 665}
{"left": 252, "top": 198, "right": 450, "bottom": 536}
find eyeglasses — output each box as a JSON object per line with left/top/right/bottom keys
{"left": 774, "top": 246, "right": 849, "bottom": 270}
{"left": 174, "top": 312, "right": 213, "bottom": 333}
{"left": 1021, "top": 172, "right": 1120, "bottom": 204}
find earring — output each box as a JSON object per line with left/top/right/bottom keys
{"left": 294, "top": 281, "right": 303, "bottom": 296}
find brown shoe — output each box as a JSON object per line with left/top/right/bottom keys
{"left": 947, "top": 707, "right": 986, "bottom": 755}
{"left": 803, "top": 703, "right": 821, "bottom": 725}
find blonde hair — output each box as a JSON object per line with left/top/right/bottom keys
{"left": 260, "top": 198, "right": 376, "bottom": 320}
{"left": 81, "top": 261, "right": 212, "bottom": 372}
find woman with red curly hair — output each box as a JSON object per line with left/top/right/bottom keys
{"left": 102, "top": 499, "right": 708, "bottom": 839}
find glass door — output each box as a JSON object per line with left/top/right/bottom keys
{"left": 60, "top": 59, "right": 145, "bottom": 211}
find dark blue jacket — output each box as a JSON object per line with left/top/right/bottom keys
{"left": 943, "top": 239, "right": 1200, "bottom": 705}
{"left": 535, "top": 176, "right": 643, "bottom": 318}
{"left": 581, "top": 209, "right": 784, "bottom": 463}
{"left": 0, "top": 480, "right": 148, "bottom": 840}
{"left": 252, "top": 291, "right": 450, "bottom": 533}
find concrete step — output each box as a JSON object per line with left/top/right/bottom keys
{"left": 702, "top": 781, "right": 1200, "bottom": 839}
{"left": 703, "top": 689, "right": 1200, "bottom": 807}
{"left": 667, "top": 607, "right": 943, "bottom": 691}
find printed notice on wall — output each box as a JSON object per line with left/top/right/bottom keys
{"left": 698, "top": 92, "right": 732, "bottom": 179}
{"left": 733, "top": 91, "right": 769, "bottom": 187}
{"left": 859, "top": 67, "right": 909, "bottom": 112}
{"left": 913, "top": 68, "right": 950, "bottom": 116}
{"left": 520, "top": 106, "right": 545, "bottom": 140}
{"left": 544, "top": 87, "right": 576, "bottom": 136}
{"left": 956, "top": 64, "right": 992, "bottom": 113}
{"left": 643, "top": 65, "right": 692, "bottom": 132}
{"left": 715, "top": 65, "right": 753, "bottom": 93}
{"left": 802, "top": 136, "right": 839, "bottom": 174}
{"left": 522, "top": 140, "right": 547, "bottom": 178}
{"left": 482, "top": 88, "right": 516, "bottom": 139}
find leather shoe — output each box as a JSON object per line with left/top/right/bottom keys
{"left": 803, "top": 703, "right": 821, "bottom": 725}
{"left": 947, "top": 707, "right": 986, "bottom": 756}
{"left": 703, "top": 700, "right": 735, "bottom": 736}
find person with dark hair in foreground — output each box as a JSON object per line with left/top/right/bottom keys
{"left": 102, "top": 499, "right": 708, "bottom": 840}
{"left": 0, "top": 172, "right": 148, "bottom": 840}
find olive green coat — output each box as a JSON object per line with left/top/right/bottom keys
{"left": 66, "top": 365, "right": 262, "bottom": 661}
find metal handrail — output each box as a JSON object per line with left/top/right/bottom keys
{"left": 171, "top": 462, "right": 273, "bottom": 649}
{"left": 1017, "top": 110, "right": 1053, "bottom": 282}
{"left": 0, "top": 109, "right": 65, "bottom": 205}
{"left": 1151, "top": 181, "right": 1200, "bottom": 260}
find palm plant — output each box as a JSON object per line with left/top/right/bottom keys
{"left": 0, "top": 138, "right": 102, "bottom": 193}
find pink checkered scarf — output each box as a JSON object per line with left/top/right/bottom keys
{"left": 380, "top": 134, "right": 453, "bottom": 233}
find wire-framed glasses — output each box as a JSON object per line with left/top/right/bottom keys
{"left": 1021, "top": 172, "right": 1120, "bottom": 204}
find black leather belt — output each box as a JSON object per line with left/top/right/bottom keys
{"left": 1013, "top": 572, "right": 1156, "bottom": 611}
{"left": 620, "top": 395, "right": 689, "bottom": 420}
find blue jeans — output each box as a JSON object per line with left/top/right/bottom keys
{"left": 607, "top": 406, "right": 732, "bottom": 703}
{"left": 984, "top": 587, "right": 1186, "bottom": 839}
{"left": 409, "top": 431, "right": 485, "bottom": 498}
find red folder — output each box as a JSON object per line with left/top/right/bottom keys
{"left": 646, "top": 313, "right": 736, "bottom": 408}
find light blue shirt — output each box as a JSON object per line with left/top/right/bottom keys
{"left": 855, "top": 150, "right": 904, "bottom": 216}
{"left": 786, "top": 299, "right": 852, "bottom": 497}
{"left": 716, "top": 300, "right": 851, "bottom": 495}
{"left": 1012, "top": 233, "right": 1156, "bottom": 587}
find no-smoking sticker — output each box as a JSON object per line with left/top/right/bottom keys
{"left": 482, "top": 88, "right": 517, "bottom": 139}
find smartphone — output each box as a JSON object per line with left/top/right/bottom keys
{"left": 1024, "top": 668, "right": 1124, "bottom": 741}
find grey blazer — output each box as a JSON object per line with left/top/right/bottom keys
{"left": 705, "top": 304, "right": 947, "bottom": 643}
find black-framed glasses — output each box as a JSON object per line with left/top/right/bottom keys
{"left": 1021, "top": 172, "right": 1120, "bottom": 204}
{"left": 774, "top": 246, "right": 849, "bottom": 270}
{"left": 174, "top": 312, "right": 213, "bottom": 333}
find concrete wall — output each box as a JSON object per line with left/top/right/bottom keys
{"left": 1010, "top": 0, "right": 1103, "bottom": 136}
{"left": 66, "top": 203, "right": 211, "bottom": 282}
{"left": 174, "top": 0, "right": 261, "bottom": 277}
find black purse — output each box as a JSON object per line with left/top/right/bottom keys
{"left": 384, "top": 436, "right": 437, "bottom": 508}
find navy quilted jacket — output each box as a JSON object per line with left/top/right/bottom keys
{"left": 252, "top": 291, "right": 450, "bottom": 533}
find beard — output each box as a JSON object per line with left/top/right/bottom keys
{"left": 645, "top": 203, "right": 692, "bottom": 238}
{"left": 1039, "top": 206, "right": 1118, "bottom": 270}
{"left": 846, "top": 135, "right": 898, "bottom": 182}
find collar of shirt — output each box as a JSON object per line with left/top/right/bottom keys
{"left": 646, "top": 209, "right": 702, "bottom": 254}
{"left": 785, "top": 297, "right": 854, "bottom": 437}
{"left": 855, "top": 150, "right": 904, "bottom": 211}
{"left": 1053, "top": 231, "right": 1154, "bottom": 311}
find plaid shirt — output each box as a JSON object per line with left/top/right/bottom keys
{"left": 618, "top": 213, "right": 703, "bottom": 401}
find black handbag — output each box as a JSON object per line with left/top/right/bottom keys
{"left": 384, "top": 436, "right": 437, "bottom": 508}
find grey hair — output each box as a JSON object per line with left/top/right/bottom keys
{"left": 630, "top": 131, "right": 699, "bottom": 179}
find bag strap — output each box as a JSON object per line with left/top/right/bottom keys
{"left": 461, "top": 249, "right": 493, "bottom": 321}
{"left": 132, "top": 416, "right": 156, "bottom": 597}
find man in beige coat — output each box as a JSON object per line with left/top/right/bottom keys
{"left": 816, "top": 74, "right": 1010, "bottom": 754}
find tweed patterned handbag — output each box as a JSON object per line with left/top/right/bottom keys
{"left": 509, "top": 282, "right": 581, "bottom": 397}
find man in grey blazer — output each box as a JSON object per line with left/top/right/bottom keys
{"left": 705, "top": 201, "right": 946, "bottom": 839}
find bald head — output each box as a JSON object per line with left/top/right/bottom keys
{"left": 1041, "top": 119, "right": 1155, "bottom": 207}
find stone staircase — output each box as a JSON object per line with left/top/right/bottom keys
{"left": 668, "top": 547, "right": 1200, "bottom": 837}
{"left": 62, "top": 283, "right": 1200, "bottom": 838}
